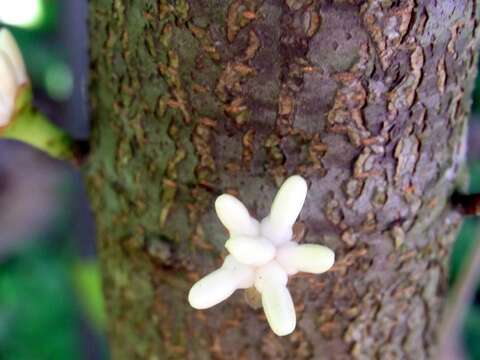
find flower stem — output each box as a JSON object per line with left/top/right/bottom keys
{"left": 2, "top": 108, "right": 73, "bottom": 160}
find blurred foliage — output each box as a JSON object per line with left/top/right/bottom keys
{"left": 470, "top": 162, "right": 480, "bottom": 193}
{"left": 11, "top": 29, "right": 73, "bottom": 101}
{"left": 1, "top": 2, "right": 105, "bottom": 359}
{"left": 451, "top": 69, "right": 480, "bottom": 359}
{"left": 450, "top": 219, "right": 478, "bottom": 285}
{"left": 4, "top": 0, "right": 73, "bottom": 102}
{"left": 464, "top": 305, "right": 480, "bottom": 360}
{"left": 0, "top": 241, "right": 80, "bottom": 359}
{"left": 72, "top": 260, "right": 106, "bottom": 332}
{"left": 0, "top": 171, "right": 106, "bottom": 359}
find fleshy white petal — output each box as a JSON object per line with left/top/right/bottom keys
{"left": 0, "top": 29, "right": 28, "bottom": 85}
{"left": 215, "top": 194, "right": 259, "bottom": 237}
{"left": 261, "top": 176, "right": 308, "bottom": 245}
{"left": 254, "top": 262, "right": 294, "bottom": 335}
{"left": 222, "top": 255, "right": 256, "bottom": 289}
{"left": 188, "top": 268, "right": 237, "bottom": 309}
{"left": 274, "top": 242, "right": 299, "bottom": 275}
{"left": 259, "top": 217, "right": 290, "bottom": 245}
{"left": 254, "top": 261, "right": 288, "bottom": 293}
{"left": 261, "top": 282, "right": 296, "bottom": 336}
{"left": 225, "top": 236, "right": 275, "bottom": 266}
{"left": 0, "top": 52, "right": 17, "bottom": 126}
{"left": 269, "top": 175, "right": 307, "bottom": 229}
{"left": 277, "top": 243, "right": 335, "bottom": 275}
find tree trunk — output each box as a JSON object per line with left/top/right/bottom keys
{"left": 87, "top": 1, "right": 480, "bottom": 359}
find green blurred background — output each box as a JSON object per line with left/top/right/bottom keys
{"left": 0, "top": 1, "right": 479, "bottom": 359}
{"left": 0, "top": 1, "right": 105, "bottom": 359}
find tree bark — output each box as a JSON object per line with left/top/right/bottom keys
{"left": 87, "top": 1, "right": 480, "bottom": 359}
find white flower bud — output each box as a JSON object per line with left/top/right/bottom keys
{"left": 0, "top": 29, "right": 28, "bottom": 85}
{"left": 0, "top": 28, "right": 28, "bottom": 127}
{"left": 0, "top": 53, "right": 17, "bottom": 126}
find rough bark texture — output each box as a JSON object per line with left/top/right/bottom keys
{"left": 88, "top": 1, "right": 480, "bottom": 359}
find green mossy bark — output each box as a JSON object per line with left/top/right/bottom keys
{"left": 88, "top": 1, "right": 480, "bottom": 359}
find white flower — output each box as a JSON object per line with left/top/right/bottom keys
{"left": 0, "top": 28, "right": 28, "bottom": 127}
{"left": 188, "top": 175, "right": 335, "bottom": 336}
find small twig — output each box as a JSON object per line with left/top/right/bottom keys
{"left": 71, "top": 140, "right": 91, "bottom": 167}
{"left": 451, "top": 192, "right": 480, "bottom": 216}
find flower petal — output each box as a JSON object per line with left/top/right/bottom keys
{"left": 261, "top": 283, "right": 296, "bottom": 336}
{"left": 188, "top": 255, "right": 256, "bottom": 309}
{"left": 277, "top": 243, "right": 335, "bottom": 275}
{"left": 254, "top": 262, "right": 294, "bottom": 336}
{"left": 225, "top": 236, "right": 275, "bottom": 266}
{"left": 254, "top": 261, "right": 288, "bottom": 294}
{"left": 261, "top": 176, "right": 307, "bottom": 245}
{"left": 269, "top": 175, "right": 307, "bottom": 228}
{"left": 215, "top": 194, "right": 259, "bottom": 236}
{"left": 0, "top": 29, "right": 27, "bottom": 85}
{"left": 222, "top": 255, "right": 255, "bottom": 289}
{"left": 188, "top": 268, "right": 237, "bottom": 309}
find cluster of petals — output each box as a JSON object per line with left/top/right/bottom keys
{"left": 0, "top": 28, "right": 28, "bottom": 127}
{"left": 188, "top": 175, "right": 335, "bottom": 336}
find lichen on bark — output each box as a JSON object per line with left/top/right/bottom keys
{"left": 87, "top": 1, "right": 480, "bottom": 359}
